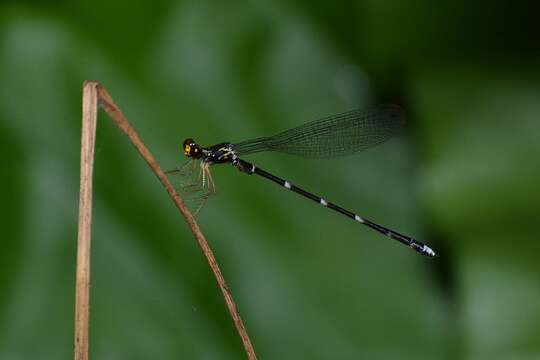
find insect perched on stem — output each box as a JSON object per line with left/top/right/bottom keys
{"left": 168, "top": 105, "right": 436, "bottom": 257}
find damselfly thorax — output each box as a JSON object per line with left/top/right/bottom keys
{"left": 168, "top": 105, "right": 436, "bottom": 257}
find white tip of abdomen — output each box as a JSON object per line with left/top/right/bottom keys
{"left": 423, "top": 245, "right": 436, "bottom": 257}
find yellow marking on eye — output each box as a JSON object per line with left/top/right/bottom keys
{"left": 184, "top": 144, "right": 191, "bottom": 155}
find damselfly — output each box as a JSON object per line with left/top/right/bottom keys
{"left": 168, "top": 105, "right": 435, "bottom": 257}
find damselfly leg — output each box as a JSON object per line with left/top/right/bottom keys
{"left": 167, "top": 160, "right": 216, "bottom": 215}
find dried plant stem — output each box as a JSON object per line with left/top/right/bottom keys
{"left": 74, "top": 81, "right": 98, "bottom": 360}
{"left": 74, "top": 81, "right": 257, "bottom": 360}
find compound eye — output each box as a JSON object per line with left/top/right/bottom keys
{"left": 190, "top": 144, "right": 202, "bottom": 158}
{"left": 183, "top": 138, "right": 195, "bottom": 157}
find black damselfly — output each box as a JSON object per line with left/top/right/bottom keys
{"left": 169, "top": 105, "right": 435, "bottom": 257}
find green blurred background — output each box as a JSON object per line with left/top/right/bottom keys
{"left": 1, "top": 1, "right": 539, "bottom": 359}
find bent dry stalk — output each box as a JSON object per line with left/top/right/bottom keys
{"left": 75, "top": 81, "right": 257, "bottom": 360}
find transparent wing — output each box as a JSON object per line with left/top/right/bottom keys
{"left": 166, "top": 160, "right": 216, "bottom": 215}
{"left": 231, "top": 105, "right": 405, "bottom": 159}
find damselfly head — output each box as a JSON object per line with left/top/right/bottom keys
{"left": 183, "top": 138, "right": 202, "bottom": 159}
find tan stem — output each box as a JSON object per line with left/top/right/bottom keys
{"left": 74, "top": 81, "right": 257, "bottom": 360}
